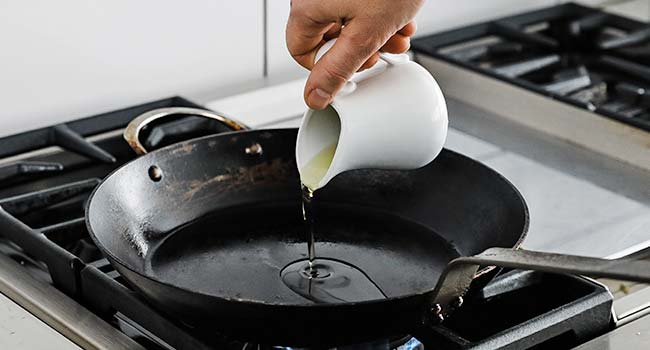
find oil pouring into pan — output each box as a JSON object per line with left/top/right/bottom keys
{"left": 86, "top": 42, "right": 650, "bottom": 347}
{"left": 288, "top": 39, "right": 449, "bottom": 301}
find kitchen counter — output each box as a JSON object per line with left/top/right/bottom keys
{"left": 447, "top": 99, "right": 650, "bottom": 258}
{"left": 605, "top": 0, "right": 650, "bottom": 22}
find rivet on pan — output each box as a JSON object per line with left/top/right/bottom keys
{"left": 245, "top": 143, "right": 263, "bottom": 156}
{"left": 148, "top": 165, "right": 163, "bottom": 182}
{"left": 434, "top": 313, "right": 445, "bottom": 324}
{"left": 453, "top": 296, "right": 464, "bottom": 308}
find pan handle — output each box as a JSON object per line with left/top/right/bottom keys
{"left": 430, "top": 247, "right": 650, "bottom": 320}
{"left": 123, "top": 107, "right": 249, "bottom": 155}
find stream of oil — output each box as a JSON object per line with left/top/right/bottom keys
{"left": 281, "top": 146, "right": 387, "bottom": 303}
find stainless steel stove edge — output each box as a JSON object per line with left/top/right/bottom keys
{"left": 0, "top": 252, "right": 144, "bottom": 350}
{"left": 583, "top": 277, "right": 650, "bottom": 327}
{"left": 574, "top": 313, "right": 650, "bottom": 350}
{"left": 415, "top": 54, "right": 650, "bottom": 173}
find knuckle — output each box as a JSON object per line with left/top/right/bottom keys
{"left": 293, "top": 55, "right": 313, "bottom": 70}
{"left": 322, "top": 64, "right": 350, "bottom": 84}
{"left": 347, "top": 34, "right": 383, "bottom": 55}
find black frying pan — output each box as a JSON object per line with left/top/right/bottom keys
{"left": 86, "top": 108, "right": 650, "bottom": 346}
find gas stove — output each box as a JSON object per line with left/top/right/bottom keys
{"left": 0, "top": 94, "right": 649, "bottom": 349}
{"left": 412, "top": 2, "right": 650, "bottom": 172}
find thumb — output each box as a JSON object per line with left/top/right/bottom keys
{"left": 304, "top": 23, "right": 384, "bottom": 109}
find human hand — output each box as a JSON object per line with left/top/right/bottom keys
{"left": 286, "top": 0, "right": 424, "bottom": 109}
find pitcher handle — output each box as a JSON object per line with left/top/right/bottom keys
{"left": 315, "top": 39, "right": 409, "bottom": 96}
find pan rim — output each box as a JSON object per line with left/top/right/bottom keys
{"left": 85, "top": 128, "right": 530, "bottom": 308}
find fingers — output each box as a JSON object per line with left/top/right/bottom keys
{"left": 358, "top": 53, "right": 380, "bottom": 71}
{"left": 291, "top": 15, "right": 418, "bottom": 109}
{"left": 286, "top": 12, "right": 338, "bottom": 70}
{"left": 304, "top": 23, "right": 384, "bottom": 109}
{"left": 380, "top": 21, "right": 417, "bottom": 54}
{"left": 353, "top": 21, "right": 418, "bottom": 71}
{"left": 381, "top": 34, "right": 410, "bottom": 54}
{"left": 399, "top": 21, "right": 417, "bottom": 37}
{"left": 323, "top": 23, "right": 343, "bottom": 41}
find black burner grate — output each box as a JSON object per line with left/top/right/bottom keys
{"left": 412, "top": 2, "right": 650, "bottom": 131}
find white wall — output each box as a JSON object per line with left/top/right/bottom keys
{"left": 0, "top": 1, "right": 263, "bottom": 137}
{"left": 0, "top": 0, "right": 628, "bottom": 137}
{"left": 265, "top": 0, "right": 574, "bottom": 80}
{"left": 266, "top": 0, "right": 307, "bottom": 82}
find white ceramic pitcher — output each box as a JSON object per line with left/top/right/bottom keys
{"left": 296, "top": 39, "right": 448, "bottom": 191}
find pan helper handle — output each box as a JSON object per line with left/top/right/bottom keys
{"left": 430, "top": 247, "right": 650, "bottom": 320}
{"left": 124, "top": 107, "right": 248, "bottom": 155}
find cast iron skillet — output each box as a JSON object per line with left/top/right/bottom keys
{"left": 86, "top": 108, "right": 650, "bottom": 346}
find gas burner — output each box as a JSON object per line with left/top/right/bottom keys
{"left": 413, "top": 3, "right": 650, "bottom": 132}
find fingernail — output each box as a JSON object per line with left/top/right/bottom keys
{"left": 308, "top": 88, "right": 331, "bottom": 109}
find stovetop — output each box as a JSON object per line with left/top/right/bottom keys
{"left": 0, "top": 96, "right": 633, "bottom": 349}
{"left": 412, "top": 2, "right": 650, "bottom": 132}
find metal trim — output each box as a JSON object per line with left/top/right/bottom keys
{"left": 0, "top": 253, "right": 144, "bottom": 350}
{"left": 614, "top": 286, "right": 650, "bottom": 326}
